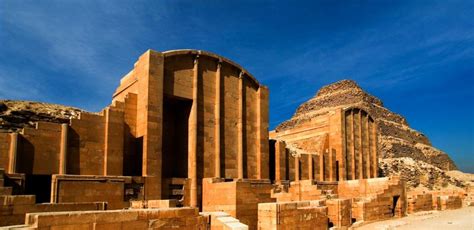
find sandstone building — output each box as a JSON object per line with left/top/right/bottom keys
{"left": 270, "top": 106, "right": 378, "bottom": 182}
{"left": 0, "top": 49, "right": 467, "bottom": 229}
{"left": 0, "top": 49, "right": 270, "bottom": 209}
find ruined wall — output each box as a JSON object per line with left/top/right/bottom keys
{"left": 407, "top": 192, "right": 433, "bottom": 213}
{"left": 258, "top": 200, "right": 328, "bottom": 230}
{"left": 271, "top": 180, "right": 323, "bottom": 202}
{"left": 326, "top": 198, "right": 352, "bottom": 228}
{"left": 0, "top": 133, "right": 10, "bottom": 170}
{"left": 338, "top": 177, "right": 407, "bottom": 221}
{"left": 202, "top": 212, "right": 249, "bottom": 230}
{"left": 67, "top": 113, "right": 105, "bottom": 175}
{"left": 0, "top": 194, "right": 106, "bottom": 227}
{"left": 434, "top": 195, "right": 463, "bottom": 210}
{"left": 17, "top": 122, "right": 62, "bottom": 174}
{"left": 0, "top": 103, "right": 126, "bottom": 178}
{"left": 16, "top": 207, "right": 207, "bottom": 230}
{"left": 351, "top": 196, "right": 395, "bottom": 222}
{"left": 202, "top": 178, "right": 274, "bottom": 229}
{"left": 51, "top": 175, "right": 130, "bottom": 209}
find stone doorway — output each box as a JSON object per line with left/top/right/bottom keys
{"left": 392, "top": 195, "right": 400, "bottom": 217}
{"left": 162, "top": 96, "right": 192, "bottom": 199}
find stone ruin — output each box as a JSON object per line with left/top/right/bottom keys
{"left": 0, "top": 49, "right": 471, "bottom": 229}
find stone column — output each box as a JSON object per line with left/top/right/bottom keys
{"left": 188, "top": 54, "right": 199, "bottom": 207}
{"left": 308, "top": 154, "right": 313, "bottom": 180}
{"left": 294, "top": 156, "right": 300, "bottom": 182}
{"left": 328, "top": 148, "right": 333, "bottom": 181}
{"left": 237, "top": 71, "right": 244, "bottom": 179}
{"left": 59, "top": 123, "right": 68, "bottom": 174}
{"left": 319, "top": 151, "right": 324, "bottom": 181}
{"left": 351, "top": 110, "right": 356, "bottom": 180}
{"left": 136, "top": 50, "right": 164, "bottom": 200}
{"left": 214, "top": 60, "right": 222, "bottom": 178}
{"left": 365, "top": 113, "right": 371, "bottom": 178}
{"left": 371, "top": 121, "right": 378, "bottom": 178}
{"left": 8, "top": 133, "right": 18, "bottom": 174}
{"left": 358, "top": 111, "right": 363, "bottom": 179}
{"left": 327, "top": 112, "right": 333, "bottom": 182}
{"left": 256, "top": 86, "right": 269, "bottom": 179}
{"left": 275, "top": 140, "right": 285, "bottom": 182}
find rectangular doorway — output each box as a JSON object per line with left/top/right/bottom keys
{"left": 162, "top": 96, "right": 191, "bottom": 179}
{"left": 162, "top": 96, "right": 192, "bottom": 201}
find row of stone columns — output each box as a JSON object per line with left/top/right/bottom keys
{"left": 346, "top": 109, "right": 377, "bottom": 180}
{"left": 274, "top": 140, "right": 339, "bottom": 182}
{"left": 211, "top": 58, "right": 265, "bottom": 180}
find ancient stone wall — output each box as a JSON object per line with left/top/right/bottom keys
{"left": 17, "top": 122, "right": 62, "bottom": 174}
{"left": 202, "top": 212, "right": 249, "bottom": 230}
{"left": 407, "top": 192, "right": 433, "bottom": 213}
{"left": 0, "top": 133, "right": 11, "bottom": 171}
{"left": 51, "top": 174, "right": 131, "bottom": 209}
{"left": 326, "top": 198, "right": 352, "bottom": 228}
{"left": 270, "top": 106, "right": 377, "bottom": 183}
{"left": 9, "top": 207, "right": 207, "bottom": 230}
{"left": 202, "top": 178, "right": 274, "bottom": 229}
{"left": 0, "top": 195, "right": 106, "bottom": 227}
{"left": 338, "top": 177, "right": 406, "bottom": 221}
{"left": 434, "top": 195, "right": 463, "bottom": 210}
{"left": 271, "top": 180, "right": 323, "bottom": 202}
{"left": 258, "top": 200, "right": 328, "bottom": 230}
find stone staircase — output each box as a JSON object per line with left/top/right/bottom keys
{"left": 167, "top": 178, "right": 186, "bottom": 206}
{"left": 271, "top": 180, "right": 328, "bottom": 202}
{"left": 0, "top": 168, "right": 13, "bottom": 195}
{"left": 375, "top": 177, "right": 403, "bottom": 197}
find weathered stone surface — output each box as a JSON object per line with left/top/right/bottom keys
{"left": 0, "top": 100, "right": 83, "bottom": 132}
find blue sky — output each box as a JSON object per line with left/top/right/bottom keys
{"left": 1, "top": 1, "right": 473, "bottom": 172}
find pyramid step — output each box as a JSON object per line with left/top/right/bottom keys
{"left": 0, "top": 186, "right": 12, "bottom": 195}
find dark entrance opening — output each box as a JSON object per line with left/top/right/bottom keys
{"left": 335, "top": 160, "right": 339, "bottom": 181}
{"left": 269, "top": 140, "right": 276, "bottom": 182}
{"left": 25, "top": 174, "right": 51, "bottom": 203}
{"left": 392, "top": 195, "right": 400, "bottom": 217}
{"left": 124, "top": 137, "right": 143, "bottom": 176}
{"left": 162, "top": 96, "right": 192, "bottom": 199}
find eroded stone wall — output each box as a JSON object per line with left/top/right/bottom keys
{"left": 258, "top": 200, "right": 328, "bottom": 230}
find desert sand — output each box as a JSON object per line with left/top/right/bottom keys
{"left": 356, "top": 206, "right": 474, "bottom": 230}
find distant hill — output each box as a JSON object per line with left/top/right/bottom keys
{"left": 0, "top": 100, "right": 83, "bottom": 132}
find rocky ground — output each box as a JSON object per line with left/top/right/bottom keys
{"left": 276, "top": 79, "right": 472, "bottom": 191}
{"left": 0, "top": 100, "right": 83, "bottom": 132}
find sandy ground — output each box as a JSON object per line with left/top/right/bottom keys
{"left": 355, "top": 206, "right": 474, "bottom": 230}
